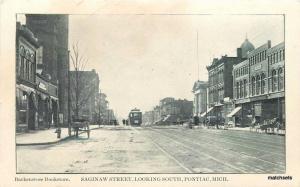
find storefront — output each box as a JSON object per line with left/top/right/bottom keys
{"left": 16, "top": 84, "right": 38, "bottom": 132}
{"left": 36, "top": 74, "right": 59, "bottom": 129}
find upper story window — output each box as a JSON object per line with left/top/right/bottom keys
{"left": 240, "top": 80, "right": 244, "bottom": 98}
{"left": 251, "top": 76, "right": 256, "bottom": 96}
{"left": 256, "top": 75, "right": 261, "bottom": 95}
{"left": 19, "top": 46, "right": 25, "bottom": 77}
{"left": 236, "top": 82, "right": 240, "bottom": 99}
{"left": 278, "top": 68, "right": 284, "bottom": 91}
{"left": 244, "top": 79, "right": 247, "bottom": 97}
{"left": 272, "top": 69, "right": 278, "bottom": 92}
{"left": 261, "top": 73, "right": 266, "bottom": 94}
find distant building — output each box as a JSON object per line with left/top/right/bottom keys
{"left": 159, "top": 97, "right": 193, "bottom": 124}
{"left": 96, "top": 92, "right": 109, "bottom": 124}
{"left": 192, "top": 80, "right": 208, "bottom": 117}
{"left": 142, "top": 111, "right": 154, "bottom": 126}
{"left": 232, "top": 41, "right": 285, "bottom": 126}
{"left": 153, "top": 105, "right": 161, "bottom": 124}
{"left": 69, "top": 69, "right": 99, "bottom": 123}
{"left": 26, "top": 14, "right": 70, "bottom": 126}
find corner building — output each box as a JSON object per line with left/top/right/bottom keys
{"left": 232, "top": 41, "right": 285, "bottom": 126}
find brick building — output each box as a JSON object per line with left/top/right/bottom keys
{"left": 16, "top": 23, "right": 40, "bottom": 132}
{"left": 159, "top": 97, "right": 193, "bottom": 124}
{"left": 232, "top": 41, "right": 285, "bottom": 126}
{"left": 206, "top": 52, "right": 246, "bottom": 121}
{"left": 16, "top": 22, "right": 60, "bottom": 132}
{"left": 26, "top": 14, "right": 70, "bottom": 125}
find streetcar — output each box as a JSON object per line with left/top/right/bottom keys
{"left": 128, "top": 108, "right": 142, "bottom": 126}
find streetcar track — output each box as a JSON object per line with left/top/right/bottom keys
{"left": 151, "top": 126, "right": 285, "bottom": 146}
{"left": 165, "top": 128, "right": 285, "bottom": 157}
{"left": 148, "top": 128, "right": 284, "bottom": 173}
{"left": 196, "top": 128, "right": 285, "bottom": 147}
{"left": 131, "top": 127, "right": 193, "bottom": 173}
{"left": 164, "top": 128, "right": 285, "bottom": 168}
{"left": 144, "top": 129, "right": 254, "bottom": 173}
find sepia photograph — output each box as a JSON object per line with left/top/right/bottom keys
{"left": 15, "top": 13, "right": 286, "bottom": 174}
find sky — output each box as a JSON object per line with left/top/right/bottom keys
{"left": 17, "top": 14, "right": 284, "bottom": 119}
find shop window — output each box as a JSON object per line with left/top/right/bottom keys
{"left": 278, "top": 68, "right": 284, "bottom": 91}
{"left": 272, "top": 70, "right": 278, "bottom": 92}
{"left": 256, "top": 75, "right": 261, "bottom": 95}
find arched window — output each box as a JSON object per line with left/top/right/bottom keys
{"left": 19, "top": 46, "right": 25, "bottom": 77}
{"left": 256, "top": 75, "right": 261, "bottom": 95}
{"left": 236, "top": 82, "right": 240, "bottom": 99}
{"left": 261, "top": 73, "right": 266, "bottom": 94}
{"left": 25, "top": 50, "right": 31, "bottom": 80}
{"left": 278, "top": 68, "right": 284, "bottom": 90}
{"left": 272, "top": 70, "right": 278, "bottom": 92}
{"left": 244, "top": 79, "right": 247, "bottom": 97}
{"left": 240, "top": 80, "right": 244, "bottom": 98}
{"left": 251, "top": 77, "right": 256, "bottom": 96}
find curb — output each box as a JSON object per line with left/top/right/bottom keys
{"left": 16, "top": 126, "right": 102, "bottom": 146}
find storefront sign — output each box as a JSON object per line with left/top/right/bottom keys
{"left": 38, "top": 82, "right": 47, "bottom": 91}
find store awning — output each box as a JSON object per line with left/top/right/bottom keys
{"left": 50, "top": 95, "right": 58, "bottom": 100}
{"left": 226, "top": 107, "right": 242, "bottom": 117}
{"left": 17, "top": 84, "right": 36, "bottom": 94}
{"left": 200, "top": 107, "right": 214, "bottom": 117}
{"left": 163, "top": 115, "right": 171, "bottom": 122}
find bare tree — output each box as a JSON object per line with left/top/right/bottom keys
{"left": 69, "top": 42, "right": 96, "bottom": 120}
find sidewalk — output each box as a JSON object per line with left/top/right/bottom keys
{"left": 16, "top": 125, "right": 101, "bottom": 146}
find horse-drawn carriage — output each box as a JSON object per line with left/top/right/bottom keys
{"left": 71, "top": 115, "right": 90, "bottom": 138}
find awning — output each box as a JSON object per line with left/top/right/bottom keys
{"left": 200, "top": 107, "right": 214, "bottom": 117}
{"left": 16, "top": 84, "right": 36, "bottom": 94}
{"left": 50, "top": 95, "right": 58, "bottom": 100}
{"left": 163, "top": 115, "right": 171, "bottom": 122}
{"left": 226, "top": 107, "right": 242, "bottom": 117}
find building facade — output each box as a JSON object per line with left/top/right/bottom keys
{"left": 26, "top": 14, "right": 70, "bottom": 126}
{"left": 142, "top": 111, "right": 155, "bottom": 126}
{"left": 205, "top": 38, "right": 254, "bottom": 123}
{"left": 16, "top": 23, "right": 39, "bottom": 132}
{"left": 16, "top": 22, "right": 60, "bottom": 132}
{"left": 192, "top": 80, "right": 208, "bottom": 117}
{"left": 232, "top": 41, "right": 285, "bottom": 126}
{"left": 96, "top": 92, "right": 109, "bottom": 124}
{"left": 159, "top": 97, "right": 193, "bottom": 124}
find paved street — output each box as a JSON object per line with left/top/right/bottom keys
{"left": 17, "top": 125, "right": 285, "bottom": 173}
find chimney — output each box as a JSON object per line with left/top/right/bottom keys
{"left": 267, "top": 40, "right": 271, "bottom": 48}
{"left": 237, "top": 48, "right": 242, "bottom": 58}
